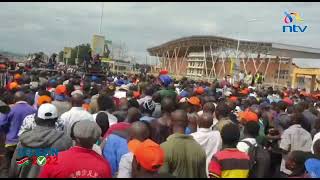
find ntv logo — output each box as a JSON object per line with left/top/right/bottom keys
{"left": 282, "top": 12, "right": 307, "bottom": 32}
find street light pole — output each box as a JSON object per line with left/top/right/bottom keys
{"left": 233, "top": 19, "right": 259, "bottom": 81}
{"left": 76, "top": 46, "right": 80, "bottom": 65}
{"left": 99, "top": 2, "right": 104, "bottom": 35}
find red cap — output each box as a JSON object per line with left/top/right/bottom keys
{"left": 0, "top": 64, "right": 6, "bottom": 69}
{"left": 229, "top": 96, "right": 238, "bottom": 102}
{"left": 195, "top": 87, "right": 205, "bottom": 95}
{"left": 238, "top": 110, "right": 258, "bottom": 122}
{"left": 283, "top": 97, "right": 293, "bottom": 106}
{"left": 128, "top": 139, "right": 164, "bottom": 172}
{"left": 159, "top": 69, "right": 168, "bottom": 75}
{"left": 133, "top": 91, "right": 140, "bottom": 98}
{"left": 55, "top": 85, "right": 66, "bottom": 95}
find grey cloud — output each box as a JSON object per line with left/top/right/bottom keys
{"left": 0, "top": 2, "right": 319, "bottom": 64}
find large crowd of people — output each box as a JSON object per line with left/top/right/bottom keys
{"left": 0, "top": 67, "right": 320, "bottom": 178}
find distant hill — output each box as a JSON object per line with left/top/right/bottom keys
{"left": 0, "top": 50, "right": 25, "bottom": 57}
{"left": 0, "top": 50, "right": 26, "bottom": 62}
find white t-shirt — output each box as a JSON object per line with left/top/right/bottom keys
{"left": 312, "top": 132, "right": 320, "bottom": 154}
{"left": 237, "top": 137, "right": 257, "bottom": 154}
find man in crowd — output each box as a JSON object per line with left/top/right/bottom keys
{"left": 209, "top": 123, "right": 250, "bottom": 178}
{"left": 129, "top": 138, "right": 175, "bottom": 178}
{"left": 102, "top": 108, "right": 142, "bottom": 177}
{"left": 18, "top": 95, "right": 54, "bottom": 136}
{"left": 279, "top": 113, "right": 312, "bottom": 176}
{"left": 191, "top": 112, "right": 222, "bottom": 177}
{"left": 9, "top": 104, "right": 72, "bottom": 178}
{"left": 117, "top": 121, "right": 152, "bottom": 178}
{"left": 150, "top": 97, "right": 175, "bottom": 144}
{"left": 60, "top": 93, "right": 93, "bottom": 137}
{"left": 51, "top": 85, "right": 71, "bottom": 116}
{"left": 38, "top": 120, "right": 112, "bottom": 178}
{"left": 214, "top": 102, "right": 233, "bottom": 132}
{"left": 159, "top": 110, "right": 207, "bottom": 178}
{"left": 140, "top": 99, "right": 156, "bottom": 122}
{"left": 0, "top": 91, "right": 36, "bottom": 175}
{"left": 137, "top": 85, "right": 154, "bottom": 105}
{"left": 94, "top": 93, "right": 118, "bottom": 127}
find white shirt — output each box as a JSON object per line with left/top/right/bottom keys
{"left": 237, "top": 137, "right": 257, "bottom": 154}
{"left": 93, "top": 111, "right": 118, "bottom": 127}
{"left": 117, "top": 152, "right": 134, "bottom": 178}
{"left": 191, "top": 128, "right": 222, "bottom": 177}
{"left": 312, "top": 132, "right": 320, "bottom": 154}
{"left": 60, "top": 107, "right": 94, "bottom": 136}
{"left": 92, "top": 144, "right": 102, "bottom": 156}
{"left": 279, "top": 124, "right": 312, "bottom": 175}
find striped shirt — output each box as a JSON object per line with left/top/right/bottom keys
{"left": 208, "top": 148, "right": 250, "bottom": 178}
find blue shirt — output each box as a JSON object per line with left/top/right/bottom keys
{"left": 0, "top": 102, "right": 36, "bottom": 145}
{"left": 140, "top": 116, "right": 155, "bottom": 123}
{"left": 305, "top": 158, "right": 320, "bottom": 178}
{"left": 185, "top": 127, "right": 192, "bottom": 135}
{"left": 102, "top": 134, "right": 128, "bottom": 176}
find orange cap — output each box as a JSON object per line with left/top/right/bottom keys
{"left": 128, "top": 139, "right": 164, "bottom": 172}
{"left": 187, "top": 96, "right": 201, "bottom": 107}
{"left": 37, "top": 95, "right": 52, "bottom": 106}
{"left": 82, "top": 103, "right": 90, "bottom": 111}
{"left": 238, "top": 110, "right": 258, "bottom": 122}
{"left": 14, "top": 74, "right": 22, "bottom": 80}
{"left": 240, "top": 88, "right": 249, "bottom": 95}
{"left": 9, "top": 82, "right": 19, "bottom": 90}
{"left": 195, "top": 87, "right": 205, "bottom": 95}
{"left": 55, "top": 85, "right": 66, "bottom": 95}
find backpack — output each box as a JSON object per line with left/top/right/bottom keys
{"left": 241, "top": 140, "right": 270, "bottom": 178}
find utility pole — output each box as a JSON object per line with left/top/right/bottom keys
{"left": 99, "top": 2, "right": 104, "bottom": 35}
{"left": 76, "top": 46, "right": 80, "bottom": 65}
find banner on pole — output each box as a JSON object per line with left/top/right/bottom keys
{"left": 230, "top": 57, "right": 235, "bottom": 75}
{"left": 91, "top": 35, "right": 105, "bottom": 56}
{"left": 63, "top": 47, "right": 72, "bottom": 59}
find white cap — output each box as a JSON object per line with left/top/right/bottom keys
{"left": 224, "top": 91, "right": 232, "bottom": 97}
{"left": 71, "top": 90, "right": 84, "bottom": 97}
{"left": 37, "top": 104, "right": 58, "bottom": 120}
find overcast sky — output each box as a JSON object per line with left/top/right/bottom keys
{"left": 0, "top": 2, "right": 319, "bottom": 64}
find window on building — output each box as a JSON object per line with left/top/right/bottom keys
{"left": 274, "top": 70, "right": 289, "bottom": 79}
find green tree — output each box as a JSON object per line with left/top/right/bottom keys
{"left": 58, "top": 51, "right": 64, "bottom": 62}
{"left": 59, "top": 43, "right": 91, "bottom": 65}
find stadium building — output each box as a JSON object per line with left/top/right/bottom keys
{"left": 147, "top": 35, "right": 320, "bottom": 91}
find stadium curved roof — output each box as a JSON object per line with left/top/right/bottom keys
{"left": 147, "top": 35, "right": 320, "bottom": 59}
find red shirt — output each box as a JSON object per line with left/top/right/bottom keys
{"left": 38, "top": 146, "right": 112, "bottom": 178}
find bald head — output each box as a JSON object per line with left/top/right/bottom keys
{"left": 71, "top": 93, "right": 84, "bottom": 107}
{"left": 203, "top": 102, "right": 215, "bottom": 114}
{"left": 126, "top": 107, "right": 142, "bottom": 123}
{"left": 14, "top": 91, "right": 27, "bottom": 103}
{"left": 171, "top": 110, "right": 188, "bottom": 130}
{"left": 198, "top": 112, "right": 213, "bottom": 128}
{"left": 129, "top": 121, "right": 151, "bottom": 141}
{"left": 119, "top": 98, "right": 129, "bottom": 110}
